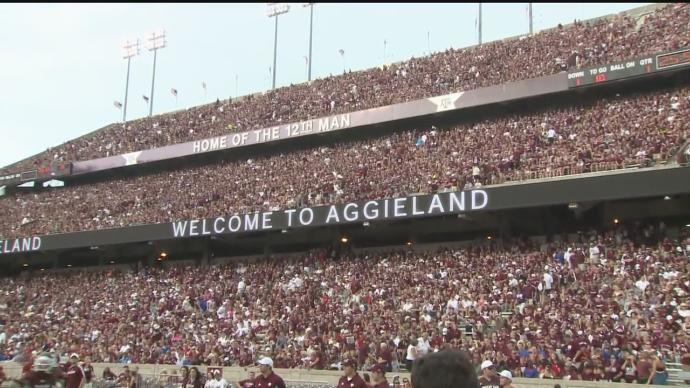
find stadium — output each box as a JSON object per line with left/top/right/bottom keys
{"left": 1, "top": 2, "right": 690, "bottom": 388}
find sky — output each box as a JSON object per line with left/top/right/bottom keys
{"left": 0, "top": 2, "right": 650, "bottom": 168}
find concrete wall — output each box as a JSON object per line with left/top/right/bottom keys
{"left": 0, "top": 361, "right": 675, "bottom": 388}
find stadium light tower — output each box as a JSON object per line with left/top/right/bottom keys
{"left": 146, "top": 30, "right": 167, "bottom": 117}
{"left": 267, "top": 3, "right": 290, "bottom": 90}
{"left": 303, "top": 3, "right": 314, "bottom": 82}
{"left": 528, "top": 2, "right": 533, "bottom": 35}
{"left": 121, "top": 39, "right": 140, "bottom": 122}
{"left": 478, "top": 3, "right": 483, "bottom": 45}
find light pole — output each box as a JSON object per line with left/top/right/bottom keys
{"left": 146, "top": 30, "right": 166, "bottom": 117}
{"left": 383, "top": 40, "right": 387, "bottom": 63}
{"left": 267, "top": 3, "right": 290, "bottom": 90}
{"left": 303, "top": 3, "right": 314, "bottom": 82}
{"left": 339, "top": 49, "right": 345, "bottom": 73}
{"left": 478, "top": 3, "right": 483, "bottom": 45}
{"left": 121, "top": 39, "right": 140, "bottom": 122}
{"left": 528, "top": 2, "right": 533, "bottom": 35}
{"left": 427, "top": 30, "right": 430, "bottom": 54}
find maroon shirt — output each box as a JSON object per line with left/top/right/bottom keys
{"left": 254, "top": 372, "right": 286, "bottom": 388}
{"left": 338, "top": 374, "right": 368, "bottom": 388}
{"left": 238, "top": 379, "right": 255, "bottom": 388}
{"left": 372, "top": 380, "right": 389, "bottom": 388}
{"left": 26, "top": 371, "right": 57, "bottom": 388}
{"left": 65, "top": 364, "right": 84, "bottom": 388}
{"left": 377, "top": 348, "right": 393, "bottom": 366}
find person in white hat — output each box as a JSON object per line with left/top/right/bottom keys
{"left": 498, "top": 370, "right": 514, "bottom": 388}
{"left": 478, "top": 360, "right": 500, "bottom": 388}
{"left": 253, "top": 357, "right": 285, "bottom": 388}
{"left": 64, "top": 353, "right": 85, "bottom": 388}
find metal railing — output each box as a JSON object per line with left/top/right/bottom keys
{"left": 666, "top": 363, "right": 690, "bottom": 385}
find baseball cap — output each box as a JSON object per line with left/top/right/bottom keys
{"left": 257, "top": 357, "right": 273, "bottom": 368}
{"left": 69, "top": 353, "right": 79, "bottom": 359}
{"left": 342, "top": 358, "right": 357, "bottom": 368}
{"left": 480, "top": 360, "right": 494, "bottom": 370}
{"left": 499, "top": 370, "right": 512, "bottom": 380}
{"left": 213, "top": 370, "right": 221, "bottom": 375}
{"left": 371, "top": 364, "right": 385, "bottom": 374}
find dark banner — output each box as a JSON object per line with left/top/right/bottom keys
{"left": 567, "top": 47, "right": 690, "bottom": 88}
{"left": 0, "top": 162, "right": 72, "bottom": 186}
{"left": 2, "top": 166, "right": 690, "bottom": 256}
{"left": 71, "top": 73, "right": 566, "bottom": 175}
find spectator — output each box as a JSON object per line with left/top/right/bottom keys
{"left": 406, "top": 338, "right": 419, "bottom": 372}
{"left": 64, "top": 353, "right": 84, "bottom": 388}
{"left": 237, "top": 371, "right": 255, "bottom": 388}
{"left": 188, "top": 367, "right": 203, "bottom": 388}
{"left": 338, "top": 358, "right": 367, "bottom": 388}
{"left": 498, "top": 370, "right": 514, "bottom": 388}
{"left": 370, "top": 364, "right": 389, "bottom": 388}
{"left": 478, "top": 360, "right": 500, "bottom": 388}
{"left": 254, "top": 357, "right": 285, "bottom": 388}
{"left": 101, "top": 366, "right": 117, "bottom": 381}
{"left": 648, "top": 353, "right": 669, "bottom": 385}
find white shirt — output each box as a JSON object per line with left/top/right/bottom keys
{"left": 206, "top": 378, "right": 230, "bottom": 388}
{"left": 417, "top": 338, "right": 431, "bottom": 356}
{"left": 406, "top": 344, "right": 417, "bottom": 361}
{"left": 543, "top": 273, "right": 553, "bottom": 290}
{"left": 589, "top": 246, "right": 600, "bottom": 260}
{"left": 564, "top": 249, "right": 573, "bottom": 265}
{"left": 547, "top": 129, "right": 556, "bottom": 139}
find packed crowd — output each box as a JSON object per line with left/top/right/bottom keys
{"left": 2, "top": 3, "right": 688, "bottom": 173}
{"left": 1, "top": 85, "right": 688, "bottom": 239}
{"left": 0, "top": 222, "right": 689, "bottom": 384}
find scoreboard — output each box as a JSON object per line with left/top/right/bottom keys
{"left": 0, "top": 162, "right": 72, "bottom": 186}
{"left": 567, "top": 47, "right": 690, "bottom": 88}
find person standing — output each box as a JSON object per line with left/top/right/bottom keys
{"left": 254, "top": 357, "right": 285, "bottom": 388}
{"left": 406, "top": 339, "right": 419, "bottom": 372}
{"left": 337, "top": 359, "right": 368, "bottom": 388}
{"left": 417, "top": 334, "right": 431, "bottom": 358}
{"left": 64, "top": 353, "right": 85, "bottom": 388}
{"left": 498, "top": 370, "right": 514, "bottom": 388}
{"left": 636, "top": 352, "right": 652, "bottom": 384}
{"left": 370, "top": 364, "right": 389, "bottom": 388}
{"left": 237, "top": 371, "right": 255, "bottom": 388}
{"left": 478, "top": 360, "right": 500, "bottom": 388}
{"left": 188, "top": 367, "right": 204, "bottom": 388}
{"left": 82, "top": 357, "right": 94, "bottom": 388}
{"left": 26, "top": 354, "right": 60, "bottom": 388}
{"left": 648, "top": 353, "right": 668, "bottom": 385}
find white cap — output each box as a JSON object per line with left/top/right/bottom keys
{"left": 69, "top": 353, "right": 79, "bottom": 359}
{"left": 499, "top": 370, "right": 513, "bottom": 380}
{"left": 481, "top": 360, "right": 494, "bottom": 370}
{"left": 257, "top": 357, "right": 273, "bottom": 368}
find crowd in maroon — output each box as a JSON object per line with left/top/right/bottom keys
{"left": 0, "top": 84, "right": 687, "bottom": 239}
{"left": 1, "top": 3, "right": 688, "bottom": 174}
{"left": 0, "top": 223, "right": 689, "bottom": 383}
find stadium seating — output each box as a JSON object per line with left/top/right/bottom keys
{"left": 0, "top": 223, "right": 688, "bottom": 381}
{"left": 1, "top": 3, "right": 688, "bottom": 173}
{"left": 0, "top": 85, "right": 687, "bottom": 239}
